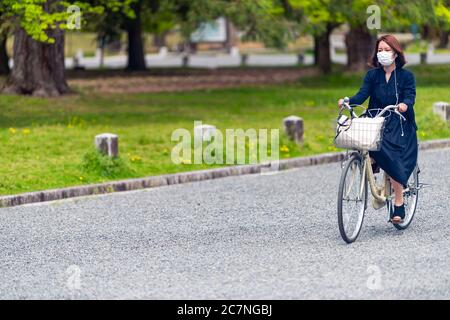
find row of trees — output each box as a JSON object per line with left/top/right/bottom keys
{"left": 0, "top": 0, "right": 449, "bottom": 96}
{"left": 284, "top": 0, "right": 450, "bottom": 73}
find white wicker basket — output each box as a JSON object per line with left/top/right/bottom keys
{"left": 334, "top": 115, "right": 385, "bottom": 151}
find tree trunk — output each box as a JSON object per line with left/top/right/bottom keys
{"left": 345, "top": 25, "right": 376, "bottom": 72}
{"left": 225, "top": 19, "right": 237, "bottom": 53}
{"left": 3, "top": 0, "right": 68, "bottom": 96}
{"left": 98, "top": 36, "right": 105, "bottom": 68}
{"left": 314, "top": 24, "right": 335, "bottom": 74}
{"left": 421, "top": 25, "right": 431, "bottom": 41}
{"left": 0, "top": 32, "right": 10, "bottom": 76}
{"left": 438, "top": 30, "right": 449, "bottom": 49}
{"left": 3, "top": 26, "right": 68, "bottom": 96}
{"left": 126, "top": 0, "right": 146, "bottom": 71}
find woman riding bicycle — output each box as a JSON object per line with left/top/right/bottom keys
{"left": 338, "top": 34, "right": 418, "bottom": 224}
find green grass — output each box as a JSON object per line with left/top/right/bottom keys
{"left": 405, "top": 41, "right": 450, "bottom": 54}
{"left": 0, "top": 64, "right": 449, "bottom": 195}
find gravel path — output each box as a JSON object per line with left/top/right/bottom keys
{"left": 0, "top": 148, "right": 449, "bottom": 299}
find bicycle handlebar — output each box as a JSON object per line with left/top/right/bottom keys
{"left": 376, "top": 105, "right": 406, "bottom": 121}
{"left": 340, "top": 97, "right": 406, "bottom": 121}
{"left": 341, "top": 97, "right": 357, "bottom": 118}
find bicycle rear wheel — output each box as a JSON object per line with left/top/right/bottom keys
{"left": 337, "top": 154, "right": 368, "bottom": 243}
{"left": 393, "top": 164, "right": 420, "bottom": 230}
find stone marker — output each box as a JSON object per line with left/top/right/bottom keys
{"left": 95, "top": 133, "right": 119, "bottom": 157}
{"left": 433, "top": 102, "right": 450, "bottom": 123}
{"left": 73, "top": 49, "right": 85, "bottom": 70}
{"left": 182, "top": 54, "right": 189, "bottom": 67}
{"left": 75, "top": 49, "right": 84, "bottom": 61}
{"left": 241, "top": 54, "right": 248, "bottom": 66}
{"left": 420, "top": 52, "right": 427, "bottom": 64}
{"left": 158, "top": 46, "right": 168, "bottom": 57}
{"left": 194, "top": 124, "right": 217, "bottom": 142}
{"left": 283, "top": 116, "right": 304, "bottom": 144}
{"left": 428, "top": 43, "right": 435, "bottom": 57}
{"left": 230, "top": 47, "right": 240, "bottom": 57}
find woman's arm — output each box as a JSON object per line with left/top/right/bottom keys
{"left": 349, "top": 70, "right": 373, "bottom": 105}
{"left": 400, "top": 71, "right": 416, "bottom": 117}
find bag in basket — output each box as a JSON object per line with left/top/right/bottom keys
{"left": 334, "top": 115, "right": 385, "bottom": 151}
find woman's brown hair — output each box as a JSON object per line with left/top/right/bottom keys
{"left": 370, "top": 34, "right": 407, "bottom": 68}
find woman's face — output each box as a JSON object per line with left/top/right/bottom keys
{"left": 378, "top": 41, "right": 394, "bottom": 54}
{"left": 377, "top": 40, "right": 397, "bottom": 66}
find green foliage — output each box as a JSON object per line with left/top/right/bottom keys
{"left": 284, "top": 0, "right": 344, "bottom": 35}
{"left": 282, "top": 0, "right": 448, "bottom": 37}
{"left": 226, "top": 0, "right": 294, "bottom": 49}
{"left": 0, "top": 0, "right": 136, "bottom": 43}
{"left": 2, "top": 0, "right": 450, "bottom": 47}
{"left": 166, "top": 0, "right": 293, "bottom": 50}
{"left": 141, "top": 1, "right": 176, "bottom": 35}
{"left": 380, "top": 0, "right": 436, "bottom": 30}
{"left": 81, "top": 150, "right": 134, "bottom": 178}
{"left": 435, "top": 0, "right": 450, "bottom": 31}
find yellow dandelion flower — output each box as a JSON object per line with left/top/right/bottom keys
{"left": 9, "top": 128, "right": 17, "bottom": 134}
{"left": 328, "top": 146, "right": 338, "bottom": 152}
{"left": 22, "top": 128, "right": 31, "bottom": 135}
{"left": 280, "top": 145, "right": 290, "bottom": 153}
{"left": 181, "top": 158, "right": 192, "bottom": 165}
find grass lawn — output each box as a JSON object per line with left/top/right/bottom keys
{"left": 0, "top": 64, "right": 449, "bottom": 196}
{"left": 404, "top": 41, "right": 450, "bottom": 54}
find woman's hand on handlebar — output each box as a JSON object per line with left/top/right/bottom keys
{"left": 398, "top": 103, "right": 408, "bottom": 113}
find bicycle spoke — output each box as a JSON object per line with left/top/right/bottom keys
{"left": 344, "top": 163, "right": 357, "bottom": 199}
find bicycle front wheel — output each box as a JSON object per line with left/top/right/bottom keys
{"left": 337, "top": 154, "right": 368, "bottom": 243}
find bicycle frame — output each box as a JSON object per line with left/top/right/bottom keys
{"left": 348, "top": 150, "right": 392, "bottom": 208}
{"left": 361, "top": 151, "right": 392, "bottom": 203}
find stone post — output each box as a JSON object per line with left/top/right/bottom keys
{"left": 241, "top": 54, "right": 248, "bottom": 67}
{"left": 433, "top": 102, "right": 450, "bottom": 123}
{"left": 420, "top": 52, "right": 427, "bottom": 64}
{"left": 95, "top": 133, "right": 119, "bottom": 157}
{"left": 283, "top": 116, "right": 304, "bottom": 145}
{"left": 297, "top": 53, "right": 305, "bottom": 65}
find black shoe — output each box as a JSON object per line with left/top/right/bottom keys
{"left": 371, "top": 162, "right": 380, "bottom": 174}
{"left": 392, "top": 204, "right": 405, "bottom": 224}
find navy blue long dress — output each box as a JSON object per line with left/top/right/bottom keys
{"left": 349, "top": 66, "right": 418, "bottom": 188}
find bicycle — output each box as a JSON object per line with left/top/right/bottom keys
{"left": 335, "top": 97, "right": 421, "bottom": 244}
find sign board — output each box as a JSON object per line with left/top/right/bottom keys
{"left": 190, "top": 17, "right": 227, "bottom": 43}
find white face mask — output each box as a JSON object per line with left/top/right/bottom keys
{"left": 377, "top": 51, "right": 396, "bottom": 66}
